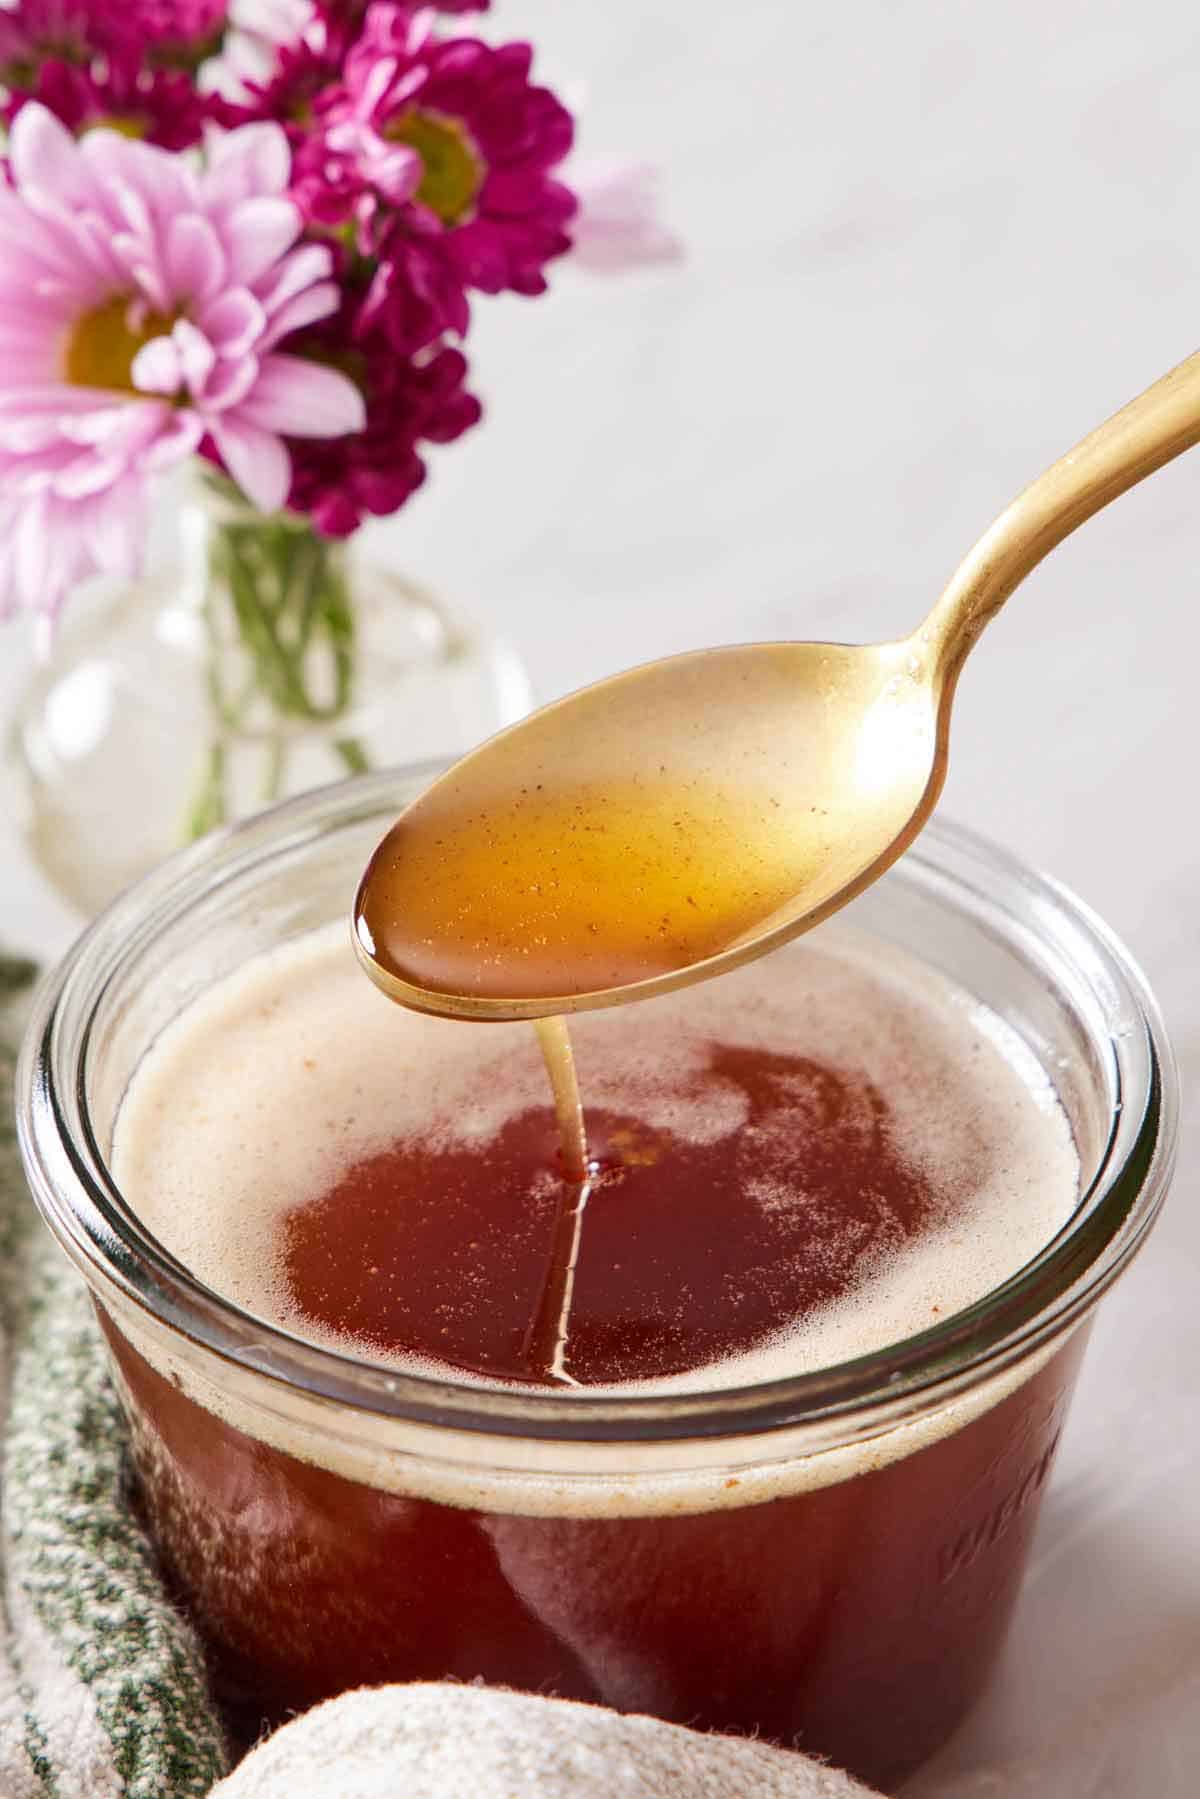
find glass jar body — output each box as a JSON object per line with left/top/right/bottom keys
{"left": 16, "top": 769, "right": 1176, "bottom": 1787}
{"left": 101, "top": 1303, "right": 1088, "bottom": 1785}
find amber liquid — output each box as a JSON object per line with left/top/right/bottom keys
{"left": 108, "top": 1306, "right": 1083, "bottom": 1787}
{"left": 354, "top": 773, "right": 829, "bottom": 1004}
{"left": 108, "top": 772, "right": 1082, "bottom": 1783}
{"left": 106, "top": 1033, "right": 1082, "bottom": 1786}
{"left": 279, "top": 1045, "right": 940, "bottom": 1388}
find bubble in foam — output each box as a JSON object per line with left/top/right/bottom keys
{"left": 109, "top": 919, "right": 1079, "bottom": 1397}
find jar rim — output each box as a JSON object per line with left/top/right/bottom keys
{"left": 16, "top": 767, "right": 1179, "bottom": 1446}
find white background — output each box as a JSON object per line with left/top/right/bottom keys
{"left": 3, "top": 3, "right": 1200, "bottom": 1792}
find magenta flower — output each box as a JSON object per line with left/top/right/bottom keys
{"left": 0, "top": 0, "right": 90, "bottom": 81}
{"left": 284, "top": 324, "right": 481, "bottom": 536}
{"left": 100, "top": 0, "right": 229, "bottom": 61}
{"left": 289, "top": 105, "right": 422, "bottom": 233}
{"left": 0, "top": 104, "right": 365, "bottom": 622}
{"left": 351, "top": 9, "right": 576, "bottom": 288}
{"left": 6, "top": 56, "right": 226, "bottom": 149}
{"left": 292, "top": 5, "right": 574, "bottom": 351}
{"left": 120, "top": 0, "right": 229, "bottom": 51}
{"left": 0, "top": 0, "right": 228, "bottom": 74}
{"left": 353, "top": 223, "right": 469, "bottom": 354}
{"left": 233, "top": 16, "right": 351, "bottom": 146}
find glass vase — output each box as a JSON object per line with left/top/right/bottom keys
{"left": 5, "top": 484, "right": 532, "bottom": 917}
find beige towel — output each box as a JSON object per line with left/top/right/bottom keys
{"left": 212, "top": 1683, "right": 884, "bottom": 1798}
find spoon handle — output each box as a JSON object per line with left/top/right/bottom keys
{"left": 922, "top": 347, "right": 1200, "bottom": 684}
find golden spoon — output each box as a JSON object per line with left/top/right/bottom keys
{"left": 355, "top": 347, "right": 1200, "bottom": 1023}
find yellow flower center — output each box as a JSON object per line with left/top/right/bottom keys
{"left": 63, "top": 296, "right": 175, "bottom": 393}
{"left": 386, "top": 108, "right": 485, "bottom": 226}
{"left": 90, "top": 114, "right": 150, "bottom": 140}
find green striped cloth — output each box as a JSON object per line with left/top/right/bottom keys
{"left": 0, "top": 955, "right": 230, "bottom": 1799}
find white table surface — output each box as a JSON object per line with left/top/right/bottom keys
{"left": 3, "top": 3, "right": 1199, "bottom": 1792}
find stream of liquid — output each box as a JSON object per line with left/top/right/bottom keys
{"left": 529, "top": 1016, "right": 591, "bottom": 1385}
{"left": 532, "top": 1017, "right": 589, "bottom": 1183}
{"left": 350, "top": 769, "right": 958, "bottom": 1384}
{"left": 354, "top": 773, "right": 809, "bottom": 1383}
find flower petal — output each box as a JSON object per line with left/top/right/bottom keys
{"left": 224, "top": 197, "right": 303, "bottom": 285}
{"left": 83, "top": 130, "right": 195, "bottom": 221}
{"left": 107, "top": 178, "right": 155, "bottom": 250}
{"left": 113, "top": 242, "right": 173, "bottom": 316}
{"left": 9, "top": 105, "right": 86, "bottom": 210}
{"left": 164, "top": 216, "right": 227, "bottom": 305}
{"left": 259, "top": 281, "right": 339, "bottom": 350}
{"left": 52, "top": 449, "right": 131, "bottom": 500}
{"left": 131, "top": 336, "right": 184, "bottom": 396}
{"left": 254, "top": 242, "right": 333, "bottom": 318}
{"left": 172, "top": 318, "right": 217, "bottom": 395}
{"left": 208, "top": 415, "right": 290, "bottom": 512}
{"left": 204, "top": 121, "right": 292, "bottom": 206}
{"left": 57, "top": 400, "right": 168, "bottom": 451}
{"left": 238, "top": 354, "right": 366, "bottom": 437}
{"left": 0, "top": 411, "right": 84, "bottom": 453}
{"left": 137, "top": 411, "right": 205, "bottom": 473}
{"left": 563, "top": 157, "right": 683, "bottom": 272}
{"left": 199, "top": 289, "right": 267, "bottom": 358}
{"left": 82, "top": 481, "right": 149, "bottom": 575}
{"left": 202, "top": 353, "right": 261, "bottom": 412}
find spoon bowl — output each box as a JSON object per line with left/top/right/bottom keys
{"left": 356, "top": 347, "right": 1200, "bottom": 1021}
{"left": 354, "top": 634, "right": 946, "bottom": 1018}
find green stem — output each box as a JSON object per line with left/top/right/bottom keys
{"left": 185, "top": 741, "right": 228, "bottom": 842}
{"left": 334, "top": 736, "right": 371, "bottom": 776}
{"left": 184, "top": 498, "right": 371, "bottom": 840}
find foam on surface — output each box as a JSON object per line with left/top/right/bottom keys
{"left": 110, "top": 920, "right": 1078, "bottom": 1397}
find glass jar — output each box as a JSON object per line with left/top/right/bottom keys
{"left": 15, "top": 771, "right": 1177, "bottom": 1788}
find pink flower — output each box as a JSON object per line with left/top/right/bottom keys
{"left": 6, "top": 56, "right": 227, "bottom": 149}
{"left": 283, "top": 320, "right": 480, "bottom": 536}
{"left": 0, "top": 104, "right": 364, "bottom": 623}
